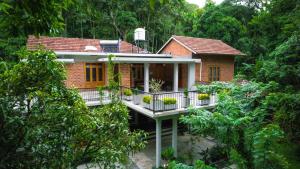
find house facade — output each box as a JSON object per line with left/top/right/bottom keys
{"left": 157, "top": 36, "right": 244, "bottom": 86}
{"left": 27, "top": 35, "right": 243, "bottom": 92}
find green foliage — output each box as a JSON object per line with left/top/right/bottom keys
{"left": 162, "top": 147, "right": 175, "bottom": 161}
{"left": 0, "top": 49, "right": 146, "bottom": 168}
{"left": 124, "top": 88, "right": 133, "bottom": 96}
{"left": 162, "top": 97, "right": 177, "bottom": 105}
{"left": 184, "top": 88, "right": 189, "bottom": 97}
{"left": 229, "top": 149, "right": 247, "bottom": 169}
{"left": 133, "top": 88, "right": 139, "bottom": 95}
{"left": 182, "top": 81, "right": 292, "bottom": 168}
{"left": 0, "top": 0, "right": 72, "bottom": 36}
{"left": 143, "top": 95, "right": 152, "bottom": 104}
{"left": 167, "top": 160, "right": 215, "bottom": 169}
{"left": 197, "top": 94, "right": 210, "bottom": 100}
{"left": 264, "top": 92, "right": 300, "bottom": 139}
{"left": 255, "top": 35, "right": 300, "bottom": 89}
{"left": 197, "top": 82, "right": 232, "bottom": 94}
{"left": 252, "top": 124, "right": 288, "bottom": 169}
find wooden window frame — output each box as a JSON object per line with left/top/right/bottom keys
{"left": 84, "top": 63, "right": 105, "bottom": 85}
{"left": 208, "top": 65, "right": 220, "bottom": 82}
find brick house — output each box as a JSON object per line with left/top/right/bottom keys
{"left": 27, "top": 35, "right": 243, "bottom": 92}
{"left": 27, "top": 35, "right": 244, "bottom": 168}
{"left": 157, "top": 35, "right": 244, "bottom": 87}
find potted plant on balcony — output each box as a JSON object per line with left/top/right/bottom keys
{"left": 142, "top": 95, "right": 152, "bottom": 109}
{"left": 142, "top": 95, "right": 164, "bottom": 111}
{"left": 197, "top": 93, "right": 210, "bottom": 106}
{"left": 162, "top": 97, "right": 177, "bottom": 110}
{"left": 123, "top": 88, "right": 133, "bottom": 101}
{"left": 133, "top": 88, "right": 140, "bottom": 105}
{"left": 183, "top": 88, "right": 190, "bottom": 108}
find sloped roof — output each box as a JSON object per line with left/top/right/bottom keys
{"left": 27, "top": 35, "right": 102, "bottom": 52}
{"left": 158, "top": 35, "right": 245, "bottom": 56}
{"left": 119, "top": 41, "right": 143, "bottom": 53}
{"left": 27, "top": 35, "right": 143, "bottom": 53}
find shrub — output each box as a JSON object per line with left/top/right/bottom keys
{"left": 198, "top": 93, "right": 210, "bottom": 100}
{"left": 162, "top": 97, "right": 177, "bottom": 105}
{"left": 123, "top": 89, "right": 132, "bottom": 96}
{"left": 184, "top": 88, "right": 189, "bottom": 97}
{"left": 133, "top": 88, "right": 139, "bottom": 95}
{"left": 143, "top": 95, "right": 152, "bottom": 104}
{"left": 161, "top": 147, "right": 175, "bottom": 160}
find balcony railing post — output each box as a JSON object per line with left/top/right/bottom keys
{"left": 153, "top": 93, "right": 156, "bottom": 114}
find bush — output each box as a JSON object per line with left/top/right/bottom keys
{"left": 162, "top": 97, "right": 177, "bottom": 105}
{"left": 198, "top": 93, "right": 210, "bottom": 100}
{"left": 162, "top": 147, "right": 175, "bottom": 161}
{"left": 123, "top": 89, "right": 132, "bottom": 96}
{"left": 143, "top": 95, "right": 152, "bottom": 104}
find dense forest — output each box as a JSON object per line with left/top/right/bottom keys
{"left": 0, "top": 0, "right": 299, "bottom": 168}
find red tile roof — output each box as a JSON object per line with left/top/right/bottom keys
{"left": 27, "top": 35, "right": 102, "bottom": 52}
{"left": 159, "top": 35, "right": 244, "bottom": 56}
{"left": 27, "top": 35, "right": 143, "bottom": 53}
{"left": 119, "top": 41, "right": 143, "bottom": 53}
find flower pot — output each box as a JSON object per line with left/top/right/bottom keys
{"left": 123, "top": 95, "right": 133, "bottom": 101}
{"left": 143, "top": 100, "right": 164, "bottom": 111}
{"left": 197, "top": 99, "right": 210, "bottom": 106}
{"left": 164, "top": 103, "right": 177, "bottom": 110}
{"left": 133, "top": 95, "right": 141, "bottom": 105}
{"left": 183, "top": 97, "right": 190, "bottom": 108}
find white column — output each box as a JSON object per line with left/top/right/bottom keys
{"left": 156, "top": 118, "right": 162, "bottom": 168}
{"left": 172, "top": 117, "right": 178, "bottom": 157}
{"left": 144, "top": 63, "right": 149, "bottom": 92}
{"left": 173, "top": 63, "right": 179, "bottom": 92}
{"left": 187, "top": 63, "right": 195, "bottom": 90}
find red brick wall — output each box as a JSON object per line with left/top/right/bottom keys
{"left": 159, "top": 40, "right": 192, "bottom": 58}
{"left": 119, "top": 64, "right": 131, "bottom": 87}
{"left": 65, "top": 62, "right": 85, "bottom": 88}
{"left": 64, "top": 62, "right": 107, "bottom": 89}
{"left": 194, "top": 55, "right": 235, "bottom": 82}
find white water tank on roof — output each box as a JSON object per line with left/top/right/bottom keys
{"left": 134, "top": 28, "right": 146, "bottom": 41}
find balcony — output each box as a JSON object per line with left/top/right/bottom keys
{"left": 79, "top": 86, "right": 217, "bottom": 118}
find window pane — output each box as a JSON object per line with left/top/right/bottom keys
{"left": 213, "top": 67, "right": 217, "bottom": 81}
{"left": 92, "top": 67, "right": 97, "bottom": 81}
{"left": 217, "top": 67, "right": 220, "bottom": 81}
{"left": 86, "top": 64, "right": 90, "bottom": 81}
{"left": 98, "top": 64, "right": 103, "bottom": 81}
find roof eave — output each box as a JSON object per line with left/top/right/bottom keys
{"left": 195, "top": 52, "right": 246, "bottom": 56}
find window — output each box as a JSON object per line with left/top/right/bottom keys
{"left": 209, "top": 66, "right": 220, "bottom": 81}
{"left": 85, "top": 63, "right": 104, "bottom": 82}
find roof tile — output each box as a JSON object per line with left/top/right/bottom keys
{"left": 172, "top": 35, "right": 244, "bottom": 55}
{"left": 27, "top": 35, "right": 143, "bottom": 53}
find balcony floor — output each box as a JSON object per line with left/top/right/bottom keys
{"left": 80, "top": 90, "right": 216, "bottom": 118}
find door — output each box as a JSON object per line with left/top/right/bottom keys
{"left": 84, "top": 63, "right": 105, "bottom": 88}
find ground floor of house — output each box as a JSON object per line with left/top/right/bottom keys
{"left": 64, "top": 61, "right": 233, "bottom": 92}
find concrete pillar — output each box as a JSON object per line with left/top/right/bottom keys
{"left": 172, "top": 117, "right": 178, "bottom": 157}
{"left": 156, "top": 118, "right": 162, "bottom": 168}
{"left": 173, "top": 63, "right": 179, "bottom": 92}
{"left": 187, "top": 63, "right": 195, "bottom": 90}
{"left": 144, "top": 63, "right": 149, "bottom": 92}
{"left": 134, "top": 112, "right": 139, "bottom": 126}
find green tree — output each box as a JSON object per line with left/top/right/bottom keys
{"left": 0, "top": 49, "right": 146, "bottom": 168}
